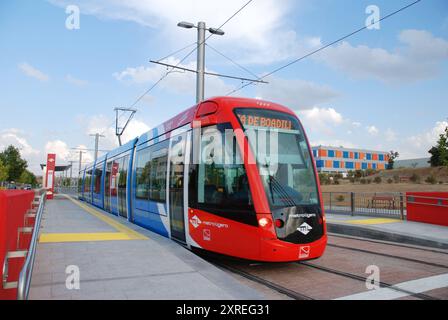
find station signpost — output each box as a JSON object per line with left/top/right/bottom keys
{"left": 45, "top": 154, "right": 56, "bottom": 200}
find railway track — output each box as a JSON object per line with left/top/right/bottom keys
{"left": 201, "top": 234, "right": 448, "bottom": 300}
{"left": 299, "top": 262, "right": 439, "bottom": 300}
{"left": 213, "top": 262, "right": 314, "bottom": 300}
{"left": 327, "top": 243, "right": 448, "bottom": 269}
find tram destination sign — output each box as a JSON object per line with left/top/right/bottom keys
{"left": 237, "top": 114, "right": 293, "bottom": 130}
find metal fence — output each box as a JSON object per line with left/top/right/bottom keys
{"left": 322, "top": 192, "right": 405, "bottom": 219}
{"left": 54, "top": 186, "right": 78, "bottom": 195}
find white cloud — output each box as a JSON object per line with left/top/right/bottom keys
{"left": 299, "top": 107, "right": 343, "bottom": 126}
{"left": 317, "top": 29, "right": 448, "bottom": 82}
{"left": 255, "top": 77, "right": 340, "bottom": 110}
{"left": 48, "top": 0, "right": 315, "bottom": 65}
{"left": 0, "top": 129, "right": 42, "bottom": 175}
{"left": 366, "top": 125, "right": 379, "bottom": 136}
{"left": 80, "top": 114, "right": 151, "bottom": 152}
{"left": 45, "top": 140, "right": 71, "bottom": 162}
{"left": 0, "top": 129, "right": 40, "bottom": 157}
{"left": 114, "top": 56, "right": 234, "bottom": 98}
{"left": 18, "top": 62, "right": 49, "bottom": 82}
{"left": 297, "top": 107, "right": 351, "bottom": 139}
{"left": 408, "top": 121, "right": 448, "bottom": 150}
{"left": 66, "top": 74, "right": 88, "bottom": 86}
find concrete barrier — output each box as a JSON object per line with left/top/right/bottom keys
{"left": 0, "top": 190, "right": 34, "bottom": 300}
{"left": 406, "top": 192, "right": 448, "bottom": 227}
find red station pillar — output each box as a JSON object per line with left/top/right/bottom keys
{"left": 45, "top": 153, "right": 56, "bottom": 200}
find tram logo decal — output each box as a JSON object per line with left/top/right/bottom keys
{"left": 203, "top": 229, "right": 211, "bottom": 241}
{"left": 190, "top": 215, "right": 202, "bottom": 228}
{"left": 298, "top": 222, "right": 312, "bottom": 235}
{"left": 299, "top": 246, "right": 310, "bottom": 259}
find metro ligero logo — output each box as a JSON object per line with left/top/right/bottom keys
{"left": 297, "top": 222, "right": 313, "bottom": 235}
{"left": 190, "top": 215, "right": 202, "bottom": 229}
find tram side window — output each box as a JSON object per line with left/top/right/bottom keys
{"left": 94, "top": 164, "right": 102, "bottom": 194}
{"left": 135, "top": 148, "right": 151, "bottom": 200}
{"left": 118, "top": 156, "right": 129, "bottom": 190}
{"left": 148, "top": 140, "right": 169, "bottom": 203}
{"left": 78, "top": 173, "right": 83, "bottom": 194}
{"left": 85, "top": 169, "right": 92, "bottom": 193}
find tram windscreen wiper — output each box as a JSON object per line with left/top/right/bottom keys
{"left": 262, "top": 159, "right": 297, "bottom": 207}
{"left": 268, "top": 175, "right": 298, "bottom": 207}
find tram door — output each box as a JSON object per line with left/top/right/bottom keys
{"left": 118, "top": 155, "right": 129, "bottom": 218}
{"left": 168, "top": 133, "right": 187, "bottom": 242}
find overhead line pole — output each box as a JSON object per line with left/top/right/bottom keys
{"left": 196, "top": 22, "right": 206, "bottom": 103}
{"left": 89, "top": 133, "right": 105, "bottom": 162}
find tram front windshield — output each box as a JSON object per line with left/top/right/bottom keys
{"left": 235, "top": 108, "right": 320, "bottom": 209}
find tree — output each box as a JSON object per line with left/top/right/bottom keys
{"left": 387, "top": 151, "right": 399, "bottom": 170}
{"left": 19, "top": 170, "right": 37, "bottom": 186}
{"left": 0, "top": 145, "right": 28, "bottom": 181}
{"left": 429, "top": 126, "right": 448, "bottom": 167}
{"left": 0, "top": 159, "right": 8, "bottom": 182}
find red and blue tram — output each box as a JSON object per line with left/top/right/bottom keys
{"left": 78, "top": 97, "right": 327, "bottom": 262}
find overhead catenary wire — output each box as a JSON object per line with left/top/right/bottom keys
{"left": 226, "top": 0, "right": 423, "bottom": 96}
{"left": 156, "top": 42, "right": 197, "bottom": 62}
{"left": 205, "top": 43, "right": 260, "bottom": 80}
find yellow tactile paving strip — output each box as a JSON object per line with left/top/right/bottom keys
{"left": 327, "top": 218, "right": 401, "bottom": 225}
{"left": 39, "top": 195, "right": 148, "bottom": 243}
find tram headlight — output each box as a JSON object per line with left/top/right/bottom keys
{"left": 258, "top": 218, "right": 271, "bottom": 228}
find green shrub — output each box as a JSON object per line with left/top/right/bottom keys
{"left": 336, "top": 195, "right": 345, "bottom": 202}
{"left": 387, "top": 178, "right": 393, "bottom": 184}
{"left": 374, "top": 177, "right": 382, "bottom": 184}
{"left": 393, "top": 175, "right": 400, "bottom": 183}
{"left": 425, "top": 175, "right": 437, "bottom": 184}
{"left": 319, "top": 173, "right": 330, "bottom": 185}
{"left": 367, "top": 179, "right": 372, "bottom": 184}
{"left": 410, "top": 173, "right": 421, "bottom": 183}
{"left": 360, "top": 178, "right": 367, "bottom": 184}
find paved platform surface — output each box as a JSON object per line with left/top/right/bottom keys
{"left": 29, "top": 194, "right": 264, "bottom": 300}
{"left": 327, "top": 213, "right": 448, "bottom": 249}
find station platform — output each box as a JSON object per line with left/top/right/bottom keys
{"left": 29, "top": 194, "right": 264, "bottom": 300}
{"left": 326, "top": 213, "right": 448, "bottom": 250}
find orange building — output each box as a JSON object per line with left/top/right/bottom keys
{"left": 312, "top": 146, "right": 389, "bottom": 174}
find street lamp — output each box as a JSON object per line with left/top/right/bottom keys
{"left": 177, "top": 21, "right": 195, "bottom": 29}
{"left": 177, "top": 21, "right": 225, "bottom": 103}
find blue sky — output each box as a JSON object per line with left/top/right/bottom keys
{"left": 0, "top": 0, "right": 447, "bottom": 174}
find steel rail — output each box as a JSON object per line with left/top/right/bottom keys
{"left": 328, "top": 234, "right": 448, "bottom": 255}
{"left": 213, "top": 262, "right": 313, "bottom": 300}
{"left": 300, "top": 262, "right": 438, "bottom": 300}
{"left": 327, "top": 243, "right": 448, "bottom": 269}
